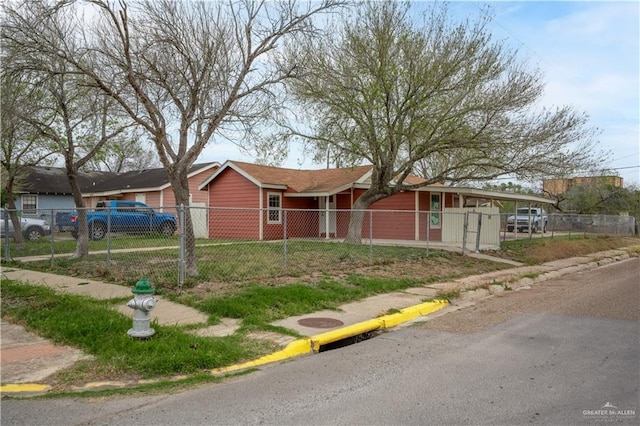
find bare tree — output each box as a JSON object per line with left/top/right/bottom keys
{"left": 7, "top": 0, "right": 340, "bottom": 275}
{"left": 81, "top": 133, "right": 160, "bottom": 173}
{"left": 1, "top": 47, "right": 58, "bottom": 249}
{"left": 2, "top": 1, "right": 135, "bottom": 257}
{"left": 285, "top": 1, "right": 605, "bottom": 243}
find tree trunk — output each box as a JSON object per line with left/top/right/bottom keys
{"left": 344, "top": 207, "right": 366, "bottom": 244}
{"left": 5, "top": 188, "right": 25, "bottom": 250}
{"left": 69, "top": 172, "right": 88, "bottom": 258}
{"left": 344, "top": 188, "right": 393, "bottom": 244}
{"left": 167, "top": 169, "right": 198, "bottom": 277}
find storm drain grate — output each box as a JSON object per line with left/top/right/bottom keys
{"left": 318, "top": 331, "right": 378, "bottom": 352}
{"left": 297, "top": 317, "right": 344, "bottom": 328}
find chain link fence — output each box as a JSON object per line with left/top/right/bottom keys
{"left": 496, "top": 212, "right": 637, "bottom": 240}
{"left": 2, "top": 206, "right": 636, "bottom": 290}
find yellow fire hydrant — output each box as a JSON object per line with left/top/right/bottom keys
{"left": 126, "top": 278, "right": 157, "bottom": 339}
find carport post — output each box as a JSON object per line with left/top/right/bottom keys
{"left": 513, "top": 202, "right": 518, "bottom": 238}
{"left": 426, "top": 211, "right": 430, "bottom": 257}
{"left": 527, "top": 202, "right": 533, "bottom": 239}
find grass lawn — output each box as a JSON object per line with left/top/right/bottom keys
{"left": 7, "top": 240, "right": 507, "bottom": 291}
{"left": 1, "top": 233, "right": 637, "bottom": 396}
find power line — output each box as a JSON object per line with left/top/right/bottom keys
{"left": 609, "top": 165, "right": 640, "bottom": 171}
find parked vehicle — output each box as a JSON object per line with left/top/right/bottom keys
{"left": 55, "top": 211, "right": 76, "bottom": 232}
{"left": 63, "top": 201, "right": 177, "bottom": 241}
{"left": 506, "top": 207, "right": 548, "bottom": 233}
{"left": 0, "top": 209, "right": 52, "bottom": 241}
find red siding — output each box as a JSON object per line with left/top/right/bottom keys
{"left": 368, "top": 191, "right": 415, "bottom": 239}
{"left": 331, "top": 189, "right": 443, "bottom": 242}
{"left": 203, "top": 169, "right": 445, "bottom": 242}
{"left": 281, "top": 195, "right": 319, "bottom": 239}
{"left": 161, "top": 188, "right": 176, "bottom": 208}
{"left": 144, "top": 192, "right": 162, "bottom": 208}
{"left": 335, "top": 191, "right": 353, "bottom": 209}
{"left": 210, "top": 168, "right": 260, "bottom": 208}
{"left": 335, "top": 193, "right": 352, "bottom": 237}
{"left": 208, "top": 168, "right": 260, "bottom": 239}
{"left": 188, "top": 168, "right": 214, "bottom": 206}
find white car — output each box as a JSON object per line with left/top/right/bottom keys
{"left": 0, "top": 209, "right": 52, "bottom": 241}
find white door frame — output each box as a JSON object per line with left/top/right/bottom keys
{"left": 319, "top": 195, "right": 336, "bottom": 238}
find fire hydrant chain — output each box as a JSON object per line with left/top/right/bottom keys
{"left": 127, "top": 277, "right": 157, "bottom": 339}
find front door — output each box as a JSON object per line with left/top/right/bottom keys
{"left": 319, "top": 195, "right": 336, "bottom": 237}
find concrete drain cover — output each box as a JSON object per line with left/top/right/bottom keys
{"left": 297, "top": 317, "right": 344, "bottom": 328}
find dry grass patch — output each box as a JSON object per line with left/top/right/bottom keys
{"left": 491, "top": 235, "right": 638, "bottom": 265}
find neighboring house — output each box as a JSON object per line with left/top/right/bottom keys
{"left": 198, "top": 160, "right": 552, "bottom": 246}
{"left": 82, "top": 162, "right": 219, "bottom": 209}
{"left": 15, "top": 166, "right": 116, "bottom": 225}
{"left": 83, "top": 162, "right": 219, "bottom": 238}
{"left": 16, "top": 163, "right": 219, "bottom": 236}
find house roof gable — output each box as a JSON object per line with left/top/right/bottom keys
{"left": 198, "top": 160, "right": 374, "bottom": 194}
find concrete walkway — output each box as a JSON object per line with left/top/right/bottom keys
{"left": 0, "top": 248, "right": 633, "bottom": 394}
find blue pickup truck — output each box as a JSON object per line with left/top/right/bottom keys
{"left": 65, "top": 201, "right": 177, "bottom": 240}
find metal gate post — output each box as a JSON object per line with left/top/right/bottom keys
{"left": 475, "top": 213, "right": 482, "bottom": 252}
{"left": 462, "top": 211, "right": 469, "bottom": 255}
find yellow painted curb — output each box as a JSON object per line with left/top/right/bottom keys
{"left": 310, "top": 318, "right": 383, "bottom": 352}
{"left": 382, "top": 300, "right": 449, "bottom": 328}
{"left": 0, "top": 383, "right": 51, "bottom": 393}
{"left": 211, "top": 338, "right": 313, "bottom": 375}
{"left": 214, "top": 300, "right": 449, "bottom": 375}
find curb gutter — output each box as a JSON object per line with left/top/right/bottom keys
{"left": 211, "top": 300, "right": 449, "bottom": 375}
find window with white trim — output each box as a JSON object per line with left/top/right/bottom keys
{"left": 22, "top": 194, "right": 38, "bottom": 214}
{"left": 267, "top": 193, "right": 282, "bottom": 224}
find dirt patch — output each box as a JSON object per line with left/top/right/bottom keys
{"left": 187, "top": 281, "right": 240, "bottom": 297}
{"left": 487, "top": 235, "right": 638, "bottom": 265}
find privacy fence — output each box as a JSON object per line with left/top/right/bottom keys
{"left": 2, "top": 207, "right": 636, "bottom": 290}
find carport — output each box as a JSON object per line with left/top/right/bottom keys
{"left": 415, "top": 186, "right": 554, "bottom": 250}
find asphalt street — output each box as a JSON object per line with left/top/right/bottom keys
{"left": 2, "top": 257, "right": 638, "bottom": 425}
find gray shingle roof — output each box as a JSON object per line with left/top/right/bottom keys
{"left": 21, "top": 163, "right": 216, "bottom": 195}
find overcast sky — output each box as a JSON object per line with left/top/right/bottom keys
{"left": 198, "top": 1, "right": 639, "bottom": 187}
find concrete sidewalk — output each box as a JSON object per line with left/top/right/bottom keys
{"left": 0, "top": 248, "right": 632, "bottom": 394}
